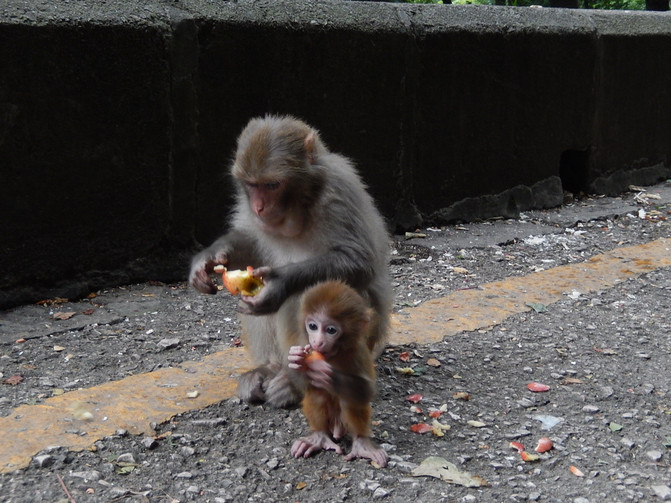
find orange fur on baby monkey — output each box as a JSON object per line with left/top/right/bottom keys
{"left": 288, "top": 281, "right": 387, "bottom": 467}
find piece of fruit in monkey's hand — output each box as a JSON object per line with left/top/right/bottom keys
{"left": 213, "top": 265, "right": 264, "bottom": 296}
{"left": 304, "top": 349, "right": 325, "bottom": 364}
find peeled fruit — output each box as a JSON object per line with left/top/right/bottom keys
{"left": 219, "top": 266, "right": 264, "bottom": 296}
{"left": 305, "top": 350, "right": 325, "bottom": 363}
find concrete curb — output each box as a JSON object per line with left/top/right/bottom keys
{"left": 1, "top": 1, "right": 670, "bottom": 308}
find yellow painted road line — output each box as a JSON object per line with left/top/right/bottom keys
{"left": 1, "top": 238, "right": 669, "bottom": 473}
{"left": 391, "top": 237, "right": 671, "bottom": 344}
{"left": 0, "top": 348, "right": 252, "bottom": 473}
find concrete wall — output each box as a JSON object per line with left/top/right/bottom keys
{"left": 1, "top": 0, "right": 670, "bottom": 308}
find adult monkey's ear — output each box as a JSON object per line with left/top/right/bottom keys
{"left": 305, "top": 131, "right": 317, "bottom": 164}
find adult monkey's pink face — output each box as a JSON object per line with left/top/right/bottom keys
{"left": 233, "top": 119, "right": 324, "bottom": 238}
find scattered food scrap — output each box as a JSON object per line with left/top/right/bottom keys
{"left": 527, "top": 382, "right": 550, "bottom": 392}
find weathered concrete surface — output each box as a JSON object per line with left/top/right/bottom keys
{"left": 0, "top": 2, "right": 182, "bottom": 309}
{"left": 590, "top": 12, "right": 671, "bottom": 192}
{"left": 1, "top": 0, "right": 670, "bottom": 308}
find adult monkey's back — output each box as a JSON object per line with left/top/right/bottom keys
{"left": 189, "top": 115, "right": 392, "bottom": 407}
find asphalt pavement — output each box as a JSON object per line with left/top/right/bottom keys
{"left": 1, "top": 181, "right": 670, "bottom": 503}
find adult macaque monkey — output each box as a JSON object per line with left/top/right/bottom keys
{"left": 189, "top": 115, "right": 392, "bottom": 408}
{"left": 288, "top": 281, "right": 388, "bottom": 467}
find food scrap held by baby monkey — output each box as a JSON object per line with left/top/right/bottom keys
{"left": 288, "top": 281, "right": 388, "bottom": 467}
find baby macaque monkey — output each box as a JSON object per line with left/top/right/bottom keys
{"left": 288, "top": 281, "right": 388, "bottom": 467}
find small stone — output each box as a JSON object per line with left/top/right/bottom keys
{"left": 517, "top": 398, "right": 536, "bottom": 408}
{"left": 176, "top": 472, "right": 193, "bottom": 479}
{"left": 70, "top": 470, "right": 101, "bottom": 481}
{"left": 620, "top": 438, "right": 635, "bottom": 449}
{"left": 600, "top": 386, "right": 614, "bottom": 399}
{"left": 158, "top": 338, "right": 180, "bottom": 349}
{"left": 191, "top": 418, "right": 226, "bottom": 427}
{"left": 394, "top": 461, "right": 418, "bottom": 473}
{"left": 116, "top": 453, "right": 136, "bottom": 464}
{"left": 109, "top": 487, "right": 130, "bottom": 498}
{"left": 529, "top": 492, "right": 541, "bottom": 501}
{"left": 646, "top": 450, "right": 663, "bottom": 462}
{"left": 641, "top": 383, "right": 655, "bottom": 394}
{"left": 235, "top": 466, "right": 248, "bottom": 478}
{"left": 186, "top": 485, "right": 200, "bottom": 494}
{"left": 180, "top": 446, "right": 196, "bottom": 456}
{"left": 361, "top": 480, "right": 380, "bottom": 492}
{"left": 651, "top": 485, "right": 671, "bottom": 501}
{"left": 504, "top": 429, "right": 532, "bottom": 439}
{"left": 573, "top": 498, "right": 590, "bottom": 503}
{"left": 32, "top": 455, "right": 54, "bottom": 468}
{"left": 141, "top": 437, "right": 158, "bottom": 449}
{"left": 582, "top": 405, "right": 600, "bottom": 413}
{"left": 39, "top": 377, "right": 55, "bottom": 387}
{"left": 373, "top": 487, "right": 389, "bottom": 499}
{"left": 266, "top": 457, "right": 280, "bottom": 470}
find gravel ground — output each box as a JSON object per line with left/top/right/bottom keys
{"left": 1, "top": 182, "right": 670, "bottom": 503}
